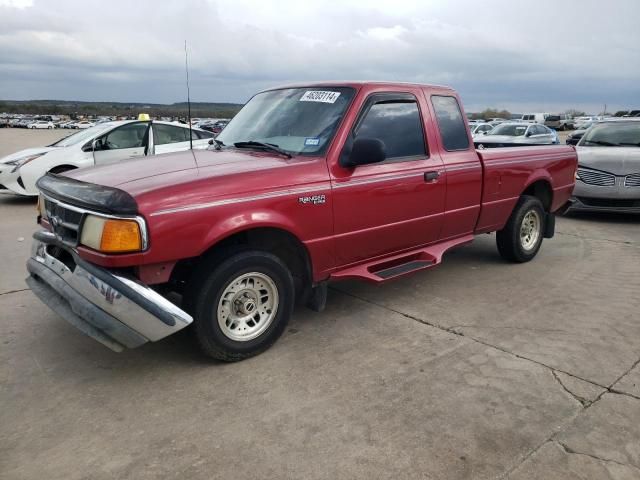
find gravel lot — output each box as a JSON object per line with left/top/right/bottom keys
{"left": 1, "top": 129, "right": 639, "bottom": 480}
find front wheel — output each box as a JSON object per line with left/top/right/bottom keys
{"left": 496, "top": 195, "right": 545, "bottom": 263}
{"left": 187, "top": 250, "right": 295, "bottom": 361}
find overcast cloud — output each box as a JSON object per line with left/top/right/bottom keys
{"left": 0, "top": 0, "right": 638, "bottom": 113}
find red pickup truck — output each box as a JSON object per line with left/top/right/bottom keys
{"left": 27, "top": 82, "right": 577, "bottom": 361}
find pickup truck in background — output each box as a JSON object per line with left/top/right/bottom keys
{"left": 27, "top": 82, "right": 577, "bottom": 361}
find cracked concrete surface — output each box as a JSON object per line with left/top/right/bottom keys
{"left": 1, "top": 130, "right": 640, "bottom": 479}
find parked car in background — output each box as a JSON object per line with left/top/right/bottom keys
{"left": 0, "top": 120, "right": 215, "bottom": 196}
{"left": 574, "top": 116, "right": 600, "bottom": 129}
{"left": 74, "top": 121, "right": 95, "bottom": 129}
{"left": 470, "top": 123, "right": 494, "bottom": 137}
{"left": 521, "top": 113, "right": 549, "bottom": 124}
{"left": 566, "top": 127, "right": 590, "bottom": 145}
{"left": 475, "top": 122, "right": 559, "bottom": 147}
{"left": 210, "top": 120, "right": 229, "bottom": 134}
{"left": 569, "top": 119, "right": 640, "bottom": 213}
{"left": 545, "top": 114, "right": 574, "bottom": 131}
{"left": 28, "top": 121, "right": 55, "bottom": 129}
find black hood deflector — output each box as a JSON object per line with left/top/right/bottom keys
{"left": 36, "top": 173, "right": 138, "bottom": 215}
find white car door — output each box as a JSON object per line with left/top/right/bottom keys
{"left": 151, "top": 123, "right": 212, "bottom": 154}
{"left": 92, "top": 122, "right": 150, "bottom": 165}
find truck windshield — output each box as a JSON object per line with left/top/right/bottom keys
{"left": 216, "top": 87, "right": 355, "bottom": 155}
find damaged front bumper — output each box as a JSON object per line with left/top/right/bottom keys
{"left": 26, "top": 230, "right": 192, "bottom": 352}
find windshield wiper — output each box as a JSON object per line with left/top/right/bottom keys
{"left": 583, "top": 139, "right": 617, "bottom": 146}
{"left": 234, "top": 141, "right": 292, "bottom": 158}
{"left": 617, "top": 142, "right": 640, "bottom": 147}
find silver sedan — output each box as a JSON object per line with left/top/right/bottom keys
{"left": 474, "top": 122, "right": 559, "bottom": 148}
{"left": 570, "top": 119, "right": 640, "bottom": 213}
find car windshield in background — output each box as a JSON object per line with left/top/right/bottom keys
{"left": 490, "top": 124, "right": 528, "bottom": 136}
{"left": 216, "top": 87, "right": 355, "bottom": 155}
{"left": 49, "top": 123, "right": 118, "bottom": 147}
{"left": 580, "top": 123, "right": 640, "bottom": 147}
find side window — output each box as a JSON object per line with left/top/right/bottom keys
{"left": 480, "top": 125, "right": 492, "bottom": 133}
{"left": 431, "top": 95, "right": 470, "bottom": 151}
{"left": 355, "top": 99, "right": 426, "bottom": 159}
{"left": 101, "top": 123, "right": 147, "bottom": 149}
{"left": 153, "top": 124, "right": 190, "bottom": 145}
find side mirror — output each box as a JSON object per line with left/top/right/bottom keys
{"left": 525, "top": 131, "right": 533, "bottom": 137}
{"left": 341, "top": 138, "right": 386, "bottom": 168}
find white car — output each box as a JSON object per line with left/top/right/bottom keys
{"left": 470, "top": 123, "right": 494, "bottom": 137}
{"left": 474, "top": 122, "right": 560, "bottom": 147}
{"left": 521, "top": 113, "right": 550, "bottom": 124}
{"left": 0, "top": 120, "right": 215, "bottom": 196}
{"left": 28, "top": 121, "right": 55, "bottom": 129}
{"left": 74, "top": 121, "right": 95, "bottom": 129}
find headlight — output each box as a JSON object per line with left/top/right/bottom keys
{"left": 6, "top": 152, "right": 45, "bottom": 172}
{"left": 80, "top": 215, "right": 144, "bottom": 253}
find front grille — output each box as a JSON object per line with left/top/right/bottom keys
{"left": 44, "top": 198, "right": 84, "bottom": 247}
{"left": 577, "top": 168, "right": 615, "bottom": 186}
{"left": 577, "top": 197, "right": 640, "bottom": 208}
{"left": 625, "top": 173, "right": 640, "bottom": 187}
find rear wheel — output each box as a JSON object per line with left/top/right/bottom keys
{"left": 496, "top": 195, "right": 545, "bottom": 263}
{"left": 187, "top": 249, "right": 295, "bottom": 361}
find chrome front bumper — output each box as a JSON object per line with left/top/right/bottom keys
{"left": 26, "top": 230, "right": 192, "bottom": 352}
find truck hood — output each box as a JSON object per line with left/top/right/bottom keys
{"left": 576, "top": 146, "right": 640, "bottom": 175}
{"left": 0, "top": 146, "right": 57, "bottom": 164}
{"left": 64, "top": 148, "right": 315, "bottom": 214}
{"left": 67, "top": 150, "right": 199, "bottom": 188}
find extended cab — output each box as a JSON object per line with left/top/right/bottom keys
{"left": 27, "top": 82, "right": 577, "bottom": 361}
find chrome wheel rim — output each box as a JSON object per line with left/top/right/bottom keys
{"left": 520, "top": 210, "right": 541, "bottom": 251}
{"left": 217, "top": 272, "right": 279, "bottom": 342}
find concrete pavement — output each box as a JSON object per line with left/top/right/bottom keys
{"left": 1, "top": 129, "right": 639, "bottom": 479}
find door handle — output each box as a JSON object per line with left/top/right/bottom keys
{"left": 424, "top": 171, "right": 440, "bottom": 182}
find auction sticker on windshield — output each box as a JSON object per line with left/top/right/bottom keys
{"left": 300, "top": 91, "right": 341, "bottom": 104}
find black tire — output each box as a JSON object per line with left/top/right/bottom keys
{"left": 496, "top": 195, "right": 545, "bottom": 263}
{"left": 186, "top": 249, "right": 295, "bottom": 361}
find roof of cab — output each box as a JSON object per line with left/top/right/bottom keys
{"left": 259, "top": 80, "right": 455, "bottom": 94}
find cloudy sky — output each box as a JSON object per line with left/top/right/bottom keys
{"left": 1, "top": 0, "right": 638, "bottom": 113}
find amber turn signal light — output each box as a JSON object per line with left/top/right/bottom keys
{"left": 80, "top": 215, "right": 143, "bottom": 253}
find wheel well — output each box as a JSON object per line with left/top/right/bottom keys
{"left": 48, "top": 165, "right": 77, "bottom": 175}
{"left": 522, "top": 180, "right": 552, "bottom": 211}
{"left": 171, "top": 227, "right": 312, "bottom": 298}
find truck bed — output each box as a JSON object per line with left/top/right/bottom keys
{"left": 475, "top": 145, "right": 577, "bottom": 233}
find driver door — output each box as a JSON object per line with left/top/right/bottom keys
{"left": 93, "top": 122, "right": 150, "bottom": 165}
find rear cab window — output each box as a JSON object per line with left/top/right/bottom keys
{"left": 431, "top": 95, "right": 470, "bottom": 151}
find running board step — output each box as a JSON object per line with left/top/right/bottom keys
{"left": 330, "top": 234, "right": 474, "bottom": 284}
{"left": 375, "top": 259, "right": 434, "bottom": 279}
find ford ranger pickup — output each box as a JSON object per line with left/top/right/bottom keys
{"left": 26, "top": 82, "right": 577, "bottom": 361}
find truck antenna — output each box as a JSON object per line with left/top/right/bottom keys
{"left": 184, "top": 40, "right": 193, "bottom": 150}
